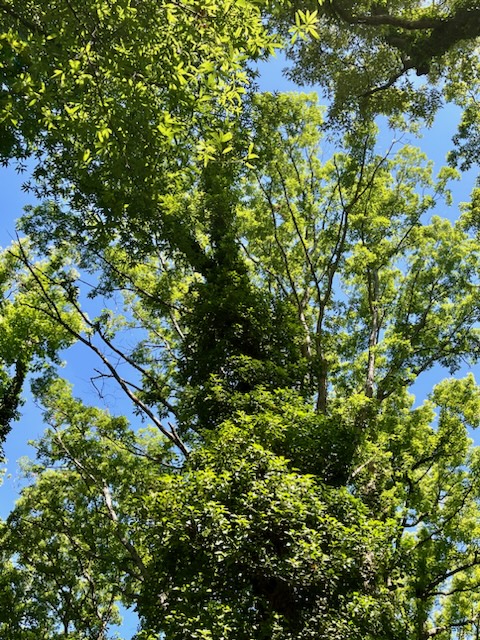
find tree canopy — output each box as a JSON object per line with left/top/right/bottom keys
{"left": 1, "top": 1, "right": 480, "bottom": 639}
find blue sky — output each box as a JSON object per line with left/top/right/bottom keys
{"left": 0, "top": 57, "right": 479, "bottom": 637}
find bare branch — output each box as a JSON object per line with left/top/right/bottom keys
{"left": 11, "top": 241, "right": 189, "bottom": 457}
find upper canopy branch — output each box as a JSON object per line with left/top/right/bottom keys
{"left": 330, "top": 2, "right": 442, "bottom": 30}
{"left": 332, "top": 1, "right": 480, "bottom": 68}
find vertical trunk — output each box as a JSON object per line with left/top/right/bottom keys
{"left": 365, "top": 268, "right": 379, "bottom": 399}
{"left": 298, "top": 296, "right": 312, "bottom": 360}
{"left": 316, "top": 356, "right": 328, "bottom": 413}
{"left": 315, "top": 304, "right": 328, "bottom": 414}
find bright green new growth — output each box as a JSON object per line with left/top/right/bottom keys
{"left": 1, "top": 0, "right": 480, "bottom": 639}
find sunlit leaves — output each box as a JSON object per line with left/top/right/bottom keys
{"left": 0, "top": 0, "right": 281, "bottom": 242}
{"left": 289, "top": 9, "right": 320, "bottom": 43}
{"left": 0, "top": 243, "right": 81, "bottom": 451}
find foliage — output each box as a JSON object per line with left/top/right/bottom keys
{"left": 0, "top": 0, "right": 282, "bottom": 260}
{"left": 0, "top": 242, "right": 81, "bottom": 452}
{"left": 1, "top": 0, "right": 480, "bottom": 639}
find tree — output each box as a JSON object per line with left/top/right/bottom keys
{"left": 1, "top": 1, "right": 480, "bottom": 639}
